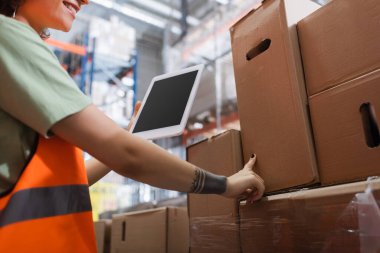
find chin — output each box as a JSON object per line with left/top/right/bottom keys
{"left": 53, "top": 18, "right": 74, "bottom": 32}
{"left": 58, "top": 23, "right": 73, "bottom": 32}
{"left": 62, "top": 26, "right": 72, "bottom": 32}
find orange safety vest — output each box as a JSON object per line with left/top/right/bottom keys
{"left": 0, "top": 136, "right": 97, "bottom": 253}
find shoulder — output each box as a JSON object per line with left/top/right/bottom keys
{"left": 0, "top": 15, "right": 91, "bottom": 137}
{"left": 0, "top": 14, "right": 40, "bottom": 40}
{"left": 0, "top": 14, "right": 54, "bottom": 61}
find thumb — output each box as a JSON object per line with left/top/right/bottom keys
{"left": 244, "top": 154, "right": 257, "bottom": 171}
{"left": 126, "top": 101, "right": 142, "bottom": 131}
{"left": 133, "top": 101, "right": 142, "bottom": 117}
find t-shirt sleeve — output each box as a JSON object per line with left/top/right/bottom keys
{"left": 0, "top": 16, "right": 92, "bottom": 137}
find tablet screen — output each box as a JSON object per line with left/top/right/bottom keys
{"left": 132, "top": 70, "right": 199, "bottom": 134}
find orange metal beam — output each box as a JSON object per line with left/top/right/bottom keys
{"left": 45, "top": 38, "right": 87, "bottom": 56}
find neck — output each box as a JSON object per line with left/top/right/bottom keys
{"left": 14, "top": 14, "right": 44, "bottom": 36}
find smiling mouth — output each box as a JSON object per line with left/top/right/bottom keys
{"left": 63, "top": 1, "right": 79, "bottom": 15}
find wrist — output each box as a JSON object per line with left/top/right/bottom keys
{"left": 221, "top": 177, "right": 231, "bottom": 197}
{"left": 190, "top": 167, "right": 227, "bottom": 194}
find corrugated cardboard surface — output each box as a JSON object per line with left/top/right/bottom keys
{"left": 94, "top": 220, "right": 112, "bottom": 253}
{"left": 189, "top": 215, "right": 240, "bottom": 253}
{"left": 187, "top": 130, "right": 243, "bottom": 218}
{"left": 187, "top": 129, "right": 243, "bottom": 253}
{"left": 309, "top": 69, "right": 380, "bottom": 185}
{"left": 298, "top": 0, "right": 380, "bottom": 96}
{"left": 240, "top": 179, "right": 380, "bottom": 253}
{"left": 167, "top": 208, "right": 189, "bottom": 253}
{"left": 230, "top": 0, "right": 319, "bottom": 193}
{"left": 111, "top": 207, "right": 189, "bottom": 253}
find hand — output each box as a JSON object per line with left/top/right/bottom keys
{"left": 222, "top": 155, "right": 265, "bottom": 203}
{"left": 126, "top": 101, "right": 142, "bottom": 131}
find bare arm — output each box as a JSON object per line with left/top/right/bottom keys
{"left": 84, "top": 101, "right": 142, "bottom": 186}
{"left": 52, "top": 104, "right": 265, "bottom": 199}
{"left": 52, "top": 104, "right": 196, "bottom": 192}
{"left": 85, "top": 158, "right": 110, "bottom": 186}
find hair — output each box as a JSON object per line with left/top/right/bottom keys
{"left": 0, "top": 0, "right": 22, "bottom": 17}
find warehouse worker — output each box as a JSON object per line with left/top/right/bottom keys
{"left": 0, "top": 0, "right": 265, "bottom": 252}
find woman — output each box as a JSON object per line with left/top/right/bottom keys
{"left": 0, "top": 0, "right": 265, "bottom": 252}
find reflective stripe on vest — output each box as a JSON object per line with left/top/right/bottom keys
{"left": 0, "top": 136, "right": 97, "bottom": 253}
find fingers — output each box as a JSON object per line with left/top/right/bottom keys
{"left": 126, "top": 101, "right": 142, "bottom": 131}
{"left": 239, "top": 187, "right": 263, "bottom": 203}
{"left": 244, "top": 187, "right": 262, "bottom": 204}
{"left": 248, "top": 177, "right": 265, "bottom": 203}
{"left": 254, "top": 176, "right": 265, "bottom": 199}
{"left": 238, "top": 188, "right": 255, "bottom": 201}
{"left": 133, "top": 101, "right": 142, "bottom": 117}
{"left": 243, "top": 172, "right": 265, "bottom": 203}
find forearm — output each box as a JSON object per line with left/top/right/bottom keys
{"left": 85, "top": 158, "right": 111, "bottom": 186}
{"left": 112, "top": 134, "right": 196, "bottom": 192}
{"left": 87, "top": 132, "right": 226, "bottom": 193}
{"left": 52, "top": 105, "right": 231, "bottom": 195}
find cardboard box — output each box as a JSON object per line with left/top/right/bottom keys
{"left": 111, "top": 207, "right": 189, "bottom": 253}
{"left": 298, "top": 0, "right": 380, "bottom": 96}
{"left": 187, "top": 130, "right": 243, "bottom": 253}
{"left": 94, "top": 220, "right": 112, "bottom": 253}
{"left": 230, "top": 0, "right": 320, "bottom": 193}
{"left": 309, "top": 69, "right": 380, "bottom": 185}
{"left": 240, "top": 179, "right": 380, "bottom": 253}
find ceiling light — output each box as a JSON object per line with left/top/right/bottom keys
{"left": 91, "top": 0, "right": 182, "bottom": 34}
{"left": 216, "top": 0, "right": 229, "bottom": 5}
{"left": 128, "top": 0, "right": 200, "bottom": 26}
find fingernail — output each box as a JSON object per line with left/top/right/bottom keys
{"left": 251, "top": 154, "right": 256, "bottom": 159}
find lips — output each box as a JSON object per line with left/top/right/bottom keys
{"left": 63, "top": 1, "right": 80, "bottom": 16}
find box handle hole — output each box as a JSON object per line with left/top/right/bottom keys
{"left": 360, "top": 103, "right": 380, "bottom": 148}
{"left": 246, "top": 39, "right": 271, "bottom": 61}
{"left": 122, "top": 221, "right": 126, "bottom": 241}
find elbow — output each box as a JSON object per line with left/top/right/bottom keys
{"left": 111, "top": 142, "right": 142, "bottom": 178}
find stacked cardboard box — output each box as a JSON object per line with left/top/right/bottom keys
{"left": 209, "top": 0, "right": 380, "bottom": 252}
{"left": 298, "top": 0, "right": 380, "bottom": 185}
{"left": 240, "top": 179, "right": 380, "bottom": 253}
{"left": 230, "top": 0, "right": 320, "bottom": 193}
{"left": 94, "top": 220, "right": 112, "bottom": 253}
{"left": 110, "top": 207, "right": 189, "bottom": 253}
{"left": 187, "top": 130, "right": 244, "bottom": 253}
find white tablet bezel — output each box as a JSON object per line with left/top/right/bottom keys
{"left": 129, "top": 64, "right": 204, "bottom": 140}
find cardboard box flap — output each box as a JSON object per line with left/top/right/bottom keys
{"left": 113, "top": 206, "right": 167, "bottom": 218}
{"left": 230, "top": 1, "right": 263, "bottom": 33}
{"left": 186, "top": 129, "right": 239, "bottom": 152}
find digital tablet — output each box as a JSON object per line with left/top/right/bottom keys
{"left": 129, "top": 64, "right": 204, "bottom": 140}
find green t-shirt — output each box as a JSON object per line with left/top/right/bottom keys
{"left": 0, "top": 15, "right": 92, "bottom": 195}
